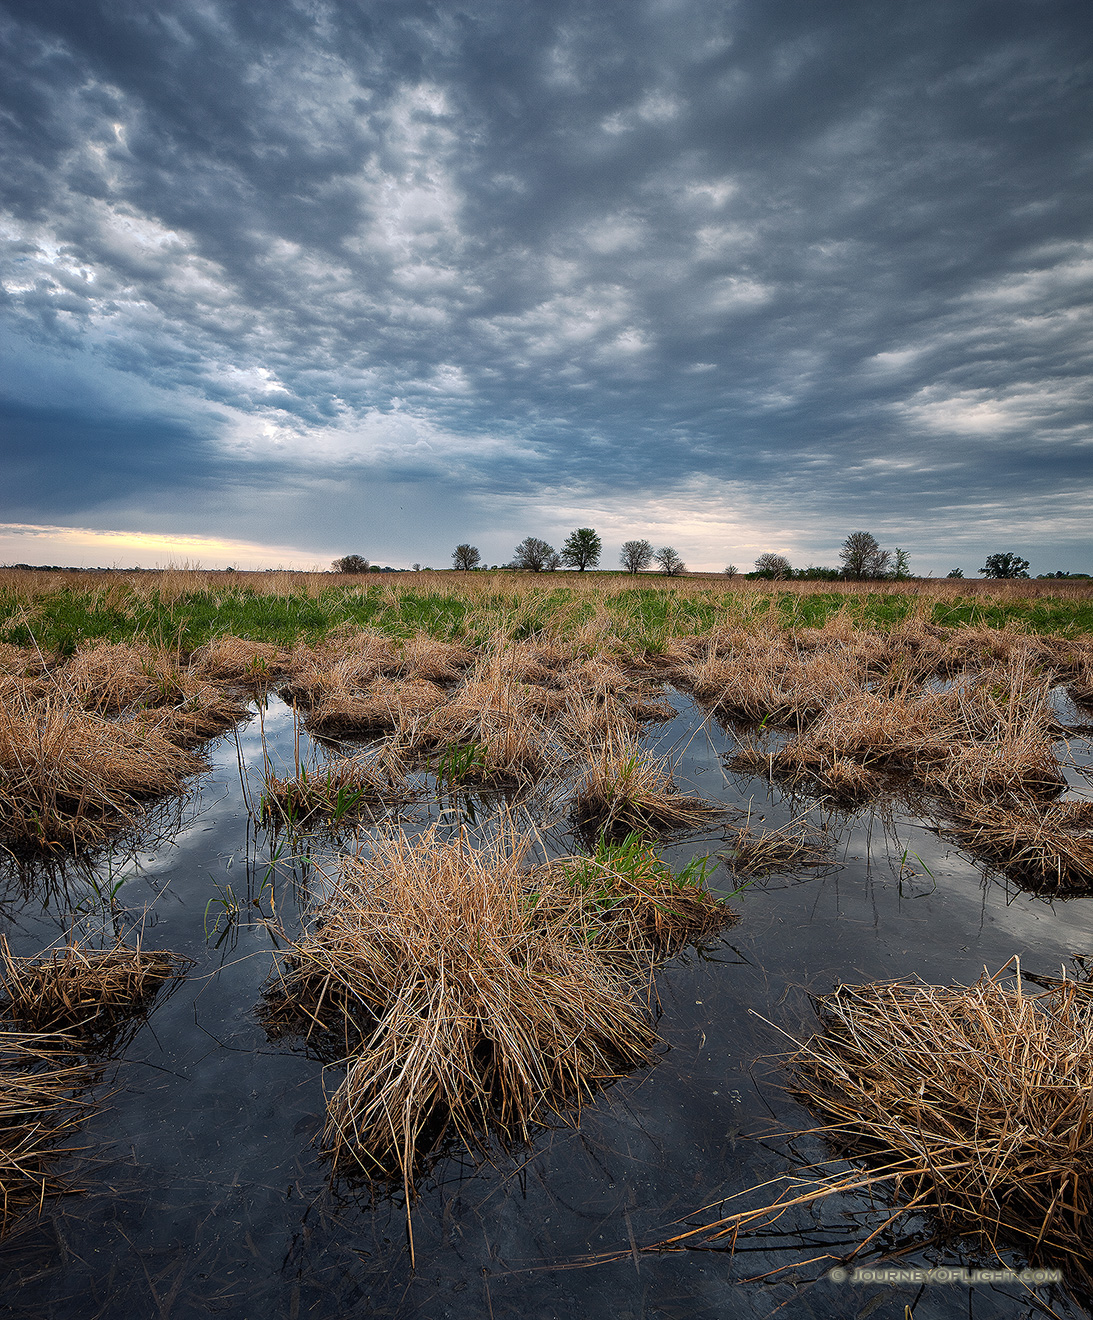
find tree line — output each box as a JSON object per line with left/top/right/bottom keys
{"left": 333, "top": 534, "right": 1086, "bottom": 580}
{"left": 451, "top": 532, "right": 687, "bottom": 575}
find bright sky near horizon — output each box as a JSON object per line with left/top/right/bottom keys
{"left": 1, "top": 0, "right": 1091, "bottom": 575}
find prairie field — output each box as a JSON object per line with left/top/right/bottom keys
{"left": 0, "top": 566, "right": 1092, "bottom": 1317}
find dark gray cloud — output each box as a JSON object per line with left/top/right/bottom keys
{"left": 1, "top": 0, "right": 1091, "bottom": 570}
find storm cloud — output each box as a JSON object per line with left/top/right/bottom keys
{"left": 1, "top": 0, "right": 1090, "bottom": 571}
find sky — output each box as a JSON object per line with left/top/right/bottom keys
{"left": 1, "top": 0, "right": 1091, "bottom": 576}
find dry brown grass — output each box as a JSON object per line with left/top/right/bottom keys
{"left": 729, "top": 649, "right": 1067, "bottom": 814}
{"left": 574, "top": 734, "right": 721, "bottom": 838}
{"left": 304, "top": 677, "right": 448, "bottom": 739}
{"left": 0, "top": 936, "right": 190, "bottom": 1033}
{"left": 538, "top": 835, "right": 737, "bottom": 966}
{"left": 0, "top": 692, "right": 204, "bottom": 849}
{"left": 265, "top": 825, "right": 658, "bottom": 1217}
{"left": 720, "top": 818, "right": 832, "bottom": 875}
{"left": 648, "top": 966, "right": 1093, "bottom": 1288}
{"left": 62, "top": 642, "right": 187, "bottom": 713}
{"left": 940, "top": 800, "right": 1093, "bottom": 893}
{"left": 415, "top": 675, "right": 554, "bottom": 783}
{"left": 0, "top": 1031, "right": 93, "bottom": 1233}
{"left": 785, "top": 970, "right": 1093, "bottom": 1285}
{"left": 191, "top": 635, "right": 289, "bottom": 682}
{"left": 261, "top": 747, "right": 412, "bottom": 827}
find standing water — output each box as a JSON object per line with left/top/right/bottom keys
{"left": 1, "top": 688, "right": 1091, "bottom": 1320}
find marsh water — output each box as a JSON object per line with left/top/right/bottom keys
{"left": 2, "top": 688, "right": 1092, "bottom": 1319}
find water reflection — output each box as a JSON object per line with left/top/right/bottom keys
{"left": 0, "top": 691, "right": 1089, "bottom": 1318}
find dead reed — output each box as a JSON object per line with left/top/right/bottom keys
{"left": 574, "top": 735, "right": 720, "bottom": 838}
{"left": 0, "top": 936, "right": 190, "bottom": 1033}
{"left": 939, "top": 800, "right": 1093, "bottom": 893}
{"left": 782, "top": 969, "right": 1093, "bottom": 1285}
{"left": 266, "top": 826, "right": 657, "bottom": 1205}
{"left": 0, "top": 691, "right": 204, "bottom": 849}
{"left": 720, "top": 818, "right": 832, "bottom": 874}
{"left": 0, "top": 1031, "right": 93, "bottom": 1233}
{"left": 261, "top": 748, "right": 412, "bottom": 828}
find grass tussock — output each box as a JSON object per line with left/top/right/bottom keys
{"left": 0, "top": 692, "right": 204, "bottom": 850}
{"left": 62, "top": 642, "right": 187, "bottom": 713}
{"left": 0, "top": 936, "right": 191, "bottom": 1034}
{"left": 731, "top": 649, "right": 1066, "bottom": 811}
{"left": 574, "top": 735, "right": 720, "bottom": 838}
{"left": 542, "top": 832, "right": 736, "bottom": 965}
{"left": 416, "top": 676, "right": 554, "bottom": 783}
{"left": 261, "top": 748, "right": 412, "bottom": 828}
{"left": 784, "top": 970, "right": 1093, "bottom": 1286}
{"left": 940, "top": 800, "right": 1093, "bottom": 893}
{"left": 266, "top": 825, "right": 658, "bottom": 1196}
{"left": 304, "top": 677, "right": 448, "bottom": 739}
{"left": 720, "top": 818, "right": 832, "bottom": 874}
{"left": 192, "top": 635, "right": 289, "bottom": 682}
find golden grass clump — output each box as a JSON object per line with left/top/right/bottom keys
{"left": 784, "top": 969, "right": 1093, "bottom": 1285}
{"left": 416, "top": 677, "right": 553, "bottom": 783}
{"left": 681, "top": 635, "right": 873, "bottom": 726}
{"left": 267, "top": 826, "right": 658, "bottom": 1192}
{"left": 390, "top": 636, "right": 475, "bottom": 684}
{"left": 940, "top": 800, "right": 1093, "bottom": 893}
{"left": 720, "top": 819, "right": 832, "bottom": 874}
{"left": 191, "top": 635, "right": 288, "bottom": 682}
{"left": 281, "top": 631, "right": 401, "bottom": 707}
{"left": 62, "top": 642, "right": 187, "bottom": 712}
{"left": 261, "top": 749, "right": 411, "bottom": 827}
{"left": 0, "top": 936, "right": 190, "bottom": 1033}
{"left": 731, "top": 650, "right": 1066, "bottom": 812}
{"left": 305, "top": 677, "right": 448, "bottom": 739}
{"left": 541, "top": 833, "right": 737, "bottom": 966}
{"left": 574, "top": 736, "right": 720, "bottom": 837}
{"left": 0, "top": 693, "right": 204, "bottom": 849}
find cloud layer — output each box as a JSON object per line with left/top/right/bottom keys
{"left": 1, "top": 0, "right": 1091, "bottom": 572}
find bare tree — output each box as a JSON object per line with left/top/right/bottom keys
{"left": 561, "top": 527, "right": 602, "bottom": 571}
{"left": 451, "top": 544, "right": 481, "bottom": 571}
{"left": 511, "top": 537, "right": 555, "bottom": 571}
{"left": 620, "top": 540, "right": 654, "bottom": 574}
{"left": 839, "top": 532, "right": 890, "bottom": 580}
{"left": 724, "top": 564, "right": 738, "bottom": 576}
{"left": 332, "top": 554, "right": 369, "bottom": 573}
{"left": 754, "top": 553, "right": 791, "bottom": 579}
{"left": 546, "top": 551, "right": 562, "bottom": 571}
{"left": 655, "top": 546, "right": 685, "bottom": 575}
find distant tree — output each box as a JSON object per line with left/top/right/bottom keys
{"left": 412, "top": 562, "right": 421, "bottom": 572}
{"left": 947, "top": 568, "right": 964, "bottom": 579}
{"left": 724, "top": 564, "right": 738, "bottom": 576}
{"left": 891, "top": 548, "right": 912, "bottom": 580}
{"left": 754, "top": 553, "right": 792, "bottom": 580}
{"left": 839, "top": 532, "right": 890, "bottom": 580}
{"left": 979, "top": 552, "right": 1030, "bottom": 579}
{"left": 620, "top": 539, "right": 654, "bottom": 574}
{"left": 332, "top": 554, "right": 370, "bottom": 573}
{"left": 655, "top": 546, "right": 685, "bottom": 576}
{"left": 795, "top": 565, "right": 842, "bottom": 580}
{"left": 560, "top": 527, "right": 602, "bottom": 571}
{"left": 451, "top": 544, "right": 481, "bottom": 571}
{"left": 511, "top": 537, "right": 555, "bottom": 572}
